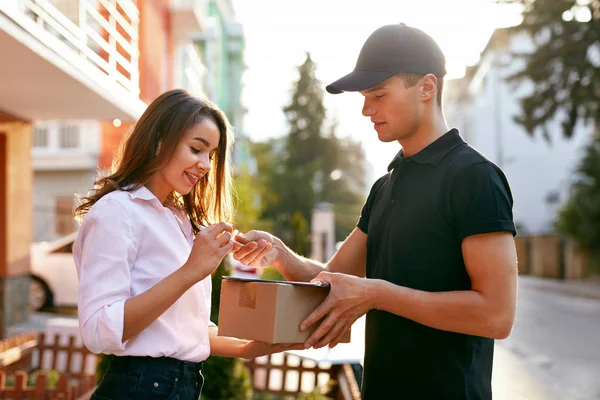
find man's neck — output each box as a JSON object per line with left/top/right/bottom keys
{"left": 399, "top": 113, "right": 449, "bottom": 157}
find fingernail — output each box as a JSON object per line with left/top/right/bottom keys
{"left": 299, "top": 324, "right": 305, "bottom": 331}
{"left": 304, "top": 343, "right": 311, "bottom": 349}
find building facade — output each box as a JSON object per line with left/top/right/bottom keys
{"left": 444, "top": 28, "right": 592, "bottom": 234}
{"left": 0, "top": 0, "right": 145, "bottom": 335}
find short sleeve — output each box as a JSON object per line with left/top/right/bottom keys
{"left": 357, "top": 176, "right": 388, "bottom": 234}
{"left": 450, "top": 162, "right": 516, "bottom": 240}
{"left": 74, "top": 199, "right": 137, "bottom": 354}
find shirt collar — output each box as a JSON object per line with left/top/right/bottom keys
{"left": 124, "top": 185, "right": 161, "bottom": 203}
{"left": 387, "top": 128, "right": 465, "bottom": 171}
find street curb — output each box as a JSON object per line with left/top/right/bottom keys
{"left": 519, "top": 276, "right": 600, "bottom": 301}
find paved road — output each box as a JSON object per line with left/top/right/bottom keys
{"left": 497, "top": 277, "right": 600, "bottom": 400}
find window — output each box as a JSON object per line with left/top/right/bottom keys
{"left": 55, "top": 196, "right": 75, "bottom": 236}
{"left": 33, "top": 126, "right": 49, "bottom": 148}
{"left": 59, "top": 124, "right": 80, "bottom": 149}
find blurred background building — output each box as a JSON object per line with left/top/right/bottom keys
{"left": 444, "top": 28, "right": 592, "bottom": 235}
{"left": 0, "top": 0, "right": 248, "bottom": 336}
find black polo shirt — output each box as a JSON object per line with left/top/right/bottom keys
{"left": 357, "top": 129, "right": 516, "bottom": 400}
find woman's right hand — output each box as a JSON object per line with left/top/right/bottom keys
{"left": 183, "top": 222, "right": 234, "bottom": 282}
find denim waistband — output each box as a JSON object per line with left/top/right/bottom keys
{"left": 109, "top": 355, "right": 204, "bottom": 382}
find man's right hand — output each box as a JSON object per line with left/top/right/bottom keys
{"left": 231, "top": 230, "right": 278, "bottom": 269}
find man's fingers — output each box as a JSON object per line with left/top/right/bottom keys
{"left": 230, "top": 240, "right": 242, "bottom": 252}
{"left": 232, "top": 242, "right": 258, "bottom": 259}
{"left": 303, "top": 312, "right": 336, "bottom": 349}
{"left": 315, "top": 320, "right": 346, "bottom": 349}
{"left": 234, "top": 233, "right": 251, "bottom": 244}
{"left": 239, "top": 243, "right": 268, "bottom": 266}
{"left": 300, "top": 299, "right": 330, "bottom": 332}
{"left": 329, "top": 327, "right": 351, "bottom": 349}
{"left": 234, "top": 230, "right": 262, "bottom": 244}
{"left": 246, "top": 243, "right": 272, "bottom": 266}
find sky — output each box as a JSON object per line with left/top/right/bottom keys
{"left": 230, "top": 0, "right": 522, "bottom": 179}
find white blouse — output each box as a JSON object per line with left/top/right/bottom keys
{"left": 73, "top": 186, "right": 213, "bottom": 362}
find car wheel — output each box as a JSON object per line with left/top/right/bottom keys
{"left": 29, "top": 276, "right": 53, "bottom": 311}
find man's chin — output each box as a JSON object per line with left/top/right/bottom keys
{"left": 376, "top": 131, "right": 397, "bottom": 143}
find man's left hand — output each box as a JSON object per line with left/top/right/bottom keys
{"left": 301, "top": 272, "right": 375, "bottom": 349}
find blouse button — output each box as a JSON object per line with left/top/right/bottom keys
{"left": 154, "top": 382, "right": 159, "bottom": 388}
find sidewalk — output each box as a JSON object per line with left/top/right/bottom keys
{"left": 519, "top": 275, "right": 600, "bottom": 301}
{"left": 493, "top": 344, "right": 557, "bottom": 400}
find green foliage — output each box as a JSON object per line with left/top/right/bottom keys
{"left": 288, "top": 211, "right": 310, "bottom": 256}
{"left": 502, "top": 0, "right": 600, "bottom": 141}
{"left": 5, "top": 370, "right": 61, "bottom": 388}
{"left": 96, "top": 354, "right": 114, "bottom": 384}
{"left": 255, "top": 53, "right": 367, "bottom": 250}
{"left": 234, "top": 164, "right": 262, "bottom": 234}
{"left": 260, "top": 266, "right": 286, "bottom": 281}
{"left": 280, "top": 53, "right": 327, "bottom": 224}
{"left": 201, "top": 356, "right": 253, "bottom": 400}
{"left": 555, "top": 136, "right": 600, "bottom": 252}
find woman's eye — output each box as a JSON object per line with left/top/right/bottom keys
{"left": 375, "top": 94, "right": 385, "bottom": 99}
{"left": 190, "top": 146, "right": 200, "bottom": 154}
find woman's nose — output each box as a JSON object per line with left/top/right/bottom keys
{"left": 196, "top": 155, "right": 211, "bottom": 172}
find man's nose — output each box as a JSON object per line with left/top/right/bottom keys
{"left": 362, "top": 100, "right": 375, "bottom": 117}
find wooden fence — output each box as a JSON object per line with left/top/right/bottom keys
{"left": 245, "top": 353, "right": 361, "bottom": 400}
{"left": 0, "top": 370, "right": 95, "bottom": 400}
{"left": 1, "top": 332, "right": 361, "bottom": 400}
{"left": 0, "top": 332, "right": 96, "bottom": 400}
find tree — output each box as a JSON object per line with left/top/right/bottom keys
{"left": 555, "top": 135, "right": 600, "bottom": 270}
{"left": 319, "top": 123, "right": 367, "bottom": 240}
{"left": 233, "top": 164, "right": 261, "bottom": 233}
{"left": 501, "top": 0, "right": 600, "bottom": 141}
{"left": 256, "top": 53, "right": 367, "bottom": 249}
{"left": 281, "top": 52, "right": 327, "bottom": 225}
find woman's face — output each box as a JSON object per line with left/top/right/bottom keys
{"left": 150, "top": 117, "right": 221, "bottom": 203}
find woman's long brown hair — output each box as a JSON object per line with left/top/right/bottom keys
{"left": 74, "top": 89, "right": 235, "bottom": 234}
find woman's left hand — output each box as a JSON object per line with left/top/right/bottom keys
{"left": 240, "top": 340, "right": 306, "bottom": 359}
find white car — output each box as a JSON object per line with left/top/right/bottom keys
{"left": 228, "top": 253, "right": 260, "bottom": 279}
{"left": 30, "top": 232, "right": 79, "bottom": 311}
{"left": 28, "top": 234, "right": 259, "bottom": 311}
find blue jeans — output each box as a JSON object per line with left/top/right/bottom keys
{"left": 91, "top": 356, "right": 205, "bottom": 400}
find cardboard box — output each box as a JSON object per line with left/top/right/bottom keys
{"left": 218, "top": 276, "right": 351, "bottom": 344}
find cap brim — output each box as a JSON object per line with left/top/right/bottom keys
{"left": 326, "top": 70, "right": 397, "bottom": 94}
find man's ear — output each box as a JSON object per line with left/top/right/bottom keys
{"left": 420, "top": 74, "right": 438, "bottom": 102}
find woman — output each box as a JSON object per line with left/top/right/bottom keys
{"left": 74, "top": 89, "right": 298, "bottom": 399}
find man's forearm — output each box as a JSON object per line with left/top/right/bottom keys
{"left": 272, "top": 237, "right": 326, "bottom": 282}
{"left": 370, "top": 280, "right": 514, "bottom": 339}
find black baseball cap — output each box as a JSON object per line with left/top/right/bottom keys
{"left": 326, "top": 23, "right": 447, "bottom": 94}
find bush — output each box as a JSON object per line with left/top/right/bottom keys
{"left": 556, "top": 136, "right": 600, "bottom": 271}
{"left": 202, "top": 257, "right": 253, "bottom": 400}
{"left": 260, "top": 266, "right": 286, "bottom": 281}
{"left": 5, "top": 370, "right": 61, "bottom": 388}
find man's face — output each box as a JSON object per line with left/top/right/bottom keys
{"left": 360, "top": 75, "right": 422, "bottom": 143}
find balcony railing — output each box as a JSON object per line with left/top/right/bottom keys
{"left": 31, "top": 120, "right": 100, "bottom": 170}
{"left": 1, "top": 0, "right": 140, "bottom": 96}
